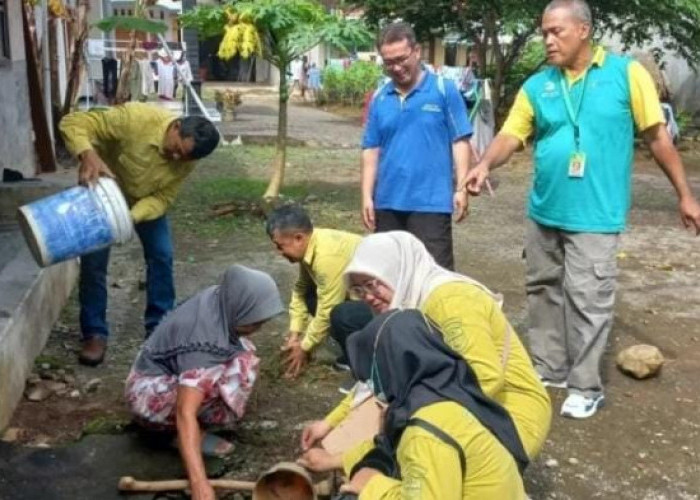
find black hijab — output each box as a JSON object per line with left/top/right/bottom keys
{"left": 346, "top": 309, "right": 529, "bottom": 473}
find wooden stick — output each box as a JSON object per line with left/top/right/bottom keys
{"left": 118, "top": 476, "right": 333, "bottom": 495}
{"left": 118, "top": 476, "right": 256, "bottom": 493}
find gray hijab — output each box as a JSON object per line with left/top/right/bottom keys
{"left": 134, "top": 265, "right": 284, "bottom": 376}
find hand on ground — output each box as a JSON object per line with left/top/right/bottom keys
{"left": 282, "top": 342, "right": 309, "bottom": 379}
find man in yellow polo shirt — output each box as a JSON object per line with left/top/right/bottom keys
{"left": 60, "top": 103, "right": 219, "bottom": 366}
{"left": 266, "top": 205, "right": 361, "bottom": 379}
{"left": 464, "top": 0, "right": 700, "bottom": 419}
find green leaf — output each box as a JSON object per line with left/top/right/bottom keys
{"left": 94, "top": 16, "right": 168, "bottom": 34}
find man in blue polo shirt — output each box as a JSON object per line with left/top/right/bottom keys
{"left": 464, "top": 0, "right": 700, "bottom": 419}
{"left": 361, "top": 22, "right": 472, "bottom": 270}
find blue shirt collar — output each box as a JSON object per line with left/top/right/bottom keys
{"left": 387, "top": 68, "right": 431, "bottom": 97}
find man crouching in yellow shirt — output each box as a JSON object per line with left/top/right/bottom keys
{"left": 266, "top": 205, "right": 361, "bottom": 379}
{"left": 298, "top": 310, "right": 527, "bottom": 499}
{"left": 59, "top": 103, "right": 219, "bottom": 366}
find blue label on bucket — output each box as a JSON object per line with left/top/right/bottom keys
{"left": 26, "top": 185, "right": 115, "bottom": 264}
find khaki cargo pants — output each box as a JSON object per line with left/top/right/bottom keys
{"left": 525, "top": 219, "right": 619, "bottom": 398}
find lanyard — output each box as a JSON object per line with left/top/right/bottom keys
{"left": 559, "top": 69, "right": 590, "bottom": 151}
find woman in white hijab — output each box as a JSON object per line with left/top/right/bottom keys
{"left": 303, "top": 231, "right": 551, "bottom": 461}
{"left": 126, "top": 265, "right": 283, "bottom": 500}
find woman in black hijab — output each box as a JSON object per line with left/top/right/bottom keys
{"left": 301, "top": 310, "right": 527, "bottom": 499}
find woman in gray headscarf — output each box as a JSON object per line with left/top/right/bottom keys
{"left": 125, "top": 265, "right": 283, "bottom": 500}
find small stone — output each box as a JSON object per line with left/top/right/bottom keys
{"left": 39, "top": 371, "right": 58, "bottom": 381}
{"left": 62, "top": 374, "right": 76, "bottom": 386}
{"left": 545, "top": 458, "right": 559, "bottom": 468}
{"left": 304, "top": 194, "right": 319, "bottom": 203}
{"left": 44, "top": 381, "right": 67, "bottom": 393}
{"left": 29, "top": 435, "right": 51, "bottom": 448}
{"left": 56, "top": 369, "right": 66, "bottom": 377}
{"left": 84, "top": 378, "right": 102, "bottom": 393}
{"left": 69, "top": 390, "right": 81, "bottom": 399}
{"left": 616, "top": 344, "right": 664, "bottom": 379}
{"left": 1, "top": 428, "right": 21, "bottom": 442}
{"left": 40, "top": 363, "right": 50, "bottom": 370}
{"left": 575, "top": 473, "right": 586, "bottom": 480}
{"left": 258, "top": 420, "right": 278, "bottom": 430}
{"left": 25, "top": 384, "right": 52, "bottom": 402}
{"left": 639, "top": 452, "right": 647, "bottom": 459}
{"left": 26, "top": 373, "right": 41, "bottom": 385}
{"left": 568, "top": 457, "right": 579, "bottom": 465}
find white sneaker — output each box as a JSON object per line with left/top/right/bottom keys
{"left": 560, "top": 393, "right": 605, "bottom": 419}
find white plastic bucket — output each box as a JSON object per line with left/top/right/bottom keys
{"left": 17, "top": 178, "right": 134, "bottom": 267}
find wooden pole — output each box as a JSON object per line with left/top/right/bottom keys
{"left": 23, "top": 0, "right": 57, "bottom": 173}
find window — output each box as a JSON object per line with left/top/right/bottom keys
{"left": 159, "top": 11, "right": 164, "bottom": 20}
{"left": 0, "top": 0, "right": 9, "bottom": 61}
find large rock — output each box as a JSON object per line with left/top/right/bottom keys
{"left": 616, "top": 344, "right": 664, "bottom": 379}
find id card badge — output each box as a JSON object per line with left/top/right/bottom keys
{"left": 568, "top": 151, "right": 586, "bottom": 178}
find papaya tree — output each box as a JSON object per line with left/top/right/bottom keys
{"left": 181, "top": 0, "right": 373, "bottom": 199}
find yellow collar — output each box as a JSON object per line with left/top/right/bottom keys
{"left": 302, "top": 230, "right": 318, "bottom": 266}
{"left": 565, "top": 46, "right": 606, "bottom": 84}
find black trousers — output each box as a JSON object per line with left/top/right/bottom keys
{"left": 375, "top": 209, "right": 454, "bottom": 270}
{"left": 304, "top": 285, "right": 317, "bottom": 316}
{"left": 102, "top": 58, "right": 118, "bottom": 99}
{"left": 329, "top": 302, "right": 374, "bottom": 363}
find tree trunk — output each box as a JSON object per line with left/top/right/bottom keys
{"left": 115, "top": 29, "right": 138, "bottom": 104}
{"left": 62, "top": 0, "right": 89, "bottom": 116}
{"left": 263, "top": 68, "right": 288, "bottom": 200}
{"left": 115, "top": 0, "right": 145, "bottom": 104}
{"left": 485, "top": 12, "right": 505, "bottom": 119}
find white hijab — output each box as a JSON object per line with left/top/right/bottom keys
{"left": 344, "top": 231, "right": 502, "bottom": 309}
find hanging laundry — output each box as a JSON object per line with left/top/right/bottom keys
{"left": 156, "top": 50, "right": 176, "bottom": 100}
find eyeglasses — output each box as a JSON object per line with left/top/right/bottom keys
{"left": 382, "top": 49, "right": 415, "bottom": 69}
{"left": 349, "top": 279, "right": 382, "bottom": 297}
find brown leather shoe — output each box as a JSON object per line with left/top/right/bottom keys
{"left": 78, "top": 336, "right": 107, "bottom": 367}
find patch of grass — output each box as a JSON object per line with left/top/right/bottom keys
{"left": 82, "top": 415, "right": 131, "bottom": 436}
{"left": 171, "top": 145, "right": 364, "bottom": 240}
{"left": 172, "top": 177, "right": 310, "bottom": 240}
{"left": 34, "top": 355, "right": 67, "bottom": 370}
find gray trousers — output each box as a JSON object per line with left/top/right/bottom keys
{"left": 525, "top": 219, "right": 619, "bottom": 398}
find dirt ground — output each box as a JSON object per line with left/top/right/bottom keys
{"left": 3, "top": 99, "right": 700, "bottom": 499}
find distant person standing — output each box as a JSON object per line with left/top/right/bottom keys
{"left": 290, "top": 58, "right": 303, "bottom": 97}
{"left": 361, "top": 22, "right": 472, "bottom": 270}
{"left": 464, "top": 0, "right": 700, "bottom": 419}
{"left": 300, "top": 55, "right": 310, "bottom": 99}
{"left": 307, "top": 63, "right": 321, "bottom": 101}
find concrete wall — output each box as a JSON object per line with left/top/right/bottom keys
{"left": 0, "top": 0, "right": 34, "bottom": 179}
{"left": 0, "top": 250, "right": 78, "bottom": 431}
{"left": 0, "top": 180, "right": 79, "bottom": 431}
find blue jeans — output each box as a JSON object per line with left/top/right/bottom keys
{"left": 79, "top": 216, "right": 175, "bottom": 340}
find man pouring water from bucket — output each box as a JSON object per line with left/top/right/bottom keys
{"left": 59, "top": 103, "right": 219, "bottom": 366}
